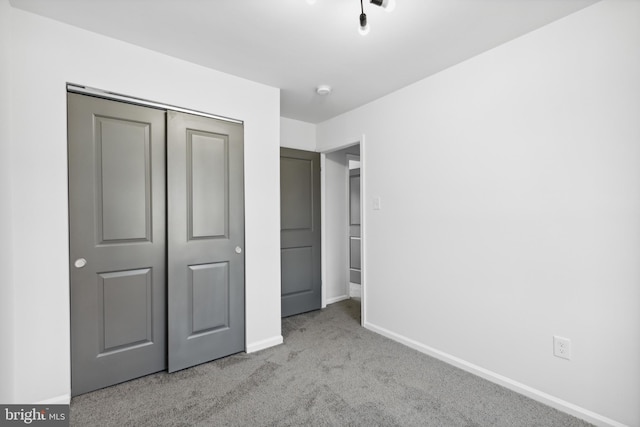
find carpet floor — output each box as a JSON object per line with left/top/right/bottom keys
{"left": 71, "top": 299, "right": 592, "bottom": 426}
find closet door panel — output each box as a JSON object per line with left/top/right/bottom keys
{"left": 68, "top": 93, "right": 166, "bottom": 396}
{"left": 168, "top": 111, "right": 245, "bottom": 373}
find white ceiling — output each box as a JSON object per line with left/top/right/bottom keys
{"left": 10, "top": 0, "right": 599, "bottom": 123}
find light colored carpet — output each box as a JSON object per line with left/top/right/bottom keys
{"left": 71, "top": 299, "right": 592, "bottom": 426}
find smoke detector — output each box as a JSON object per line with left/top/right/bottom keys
{"left": 316, "top": 85, "right": 332, "bottom": 96}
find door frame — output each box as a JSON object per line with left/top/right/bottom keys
{"left": 319, "top": 135, "right": 367, "bottom": 326}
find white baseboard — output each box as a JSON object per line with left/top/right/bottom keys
{"left": 363, "top": 322, "right": 625, "bottom": 427}
{"left": 36, "top": 394, "right": 71, "bottom": 405}
{"left": 325, "top": 295, "right": 349, "bottom": 305}
{"left": 246, "top": 335, "right": 283, "bottom": 353}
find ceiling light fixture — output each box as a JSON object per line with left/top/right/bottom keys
{"left": 358, "top": 0, "right": 370, "bottom": 36}
{"left": 370, "top": 0, "right": 396, "bottom": 12}
{"left": 358, "top": 0, "right": 396, "bottom": 36}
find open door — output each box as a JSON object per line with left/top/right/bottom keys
{"left": 280, "top": 148, "right": 321, "bottom": 317}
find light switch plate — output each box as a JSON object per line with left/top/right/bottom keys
{"left": 373, "top": 196, "right": 382, "bottom": 210}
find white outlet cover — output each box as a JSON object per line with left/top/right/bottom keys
{"left": 553, "top": 336, "right": 572, "bottom": 360}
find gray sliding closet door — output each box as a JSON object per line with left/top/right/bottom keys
{"left": 280, "top": 148, "right": 321, "bottom": 317}
{"left": 69, "top": 93, "right": 246, "bottom": 394}
{"left": 167, "top": 111, "right": 245, "bottom": 373}
{"left": 68, "top": 93, "right": 167, "bottom": 396}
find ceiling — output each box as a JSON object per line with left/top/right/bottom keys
{"left": 10, "top": 0, "right": 599, "bottom": 123}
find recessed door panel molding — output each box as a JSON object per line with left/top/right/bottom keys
{"left": 280, "top": 148, "right": 321, "bottom": 317}
{"left": 189, "top": 262, "right": 230, "bottom": 336}
{"left": 349, "top": 173, "right": 361, "bottom": 229}
{"left": 69, "top": 93, "right": 167, "bottom": 396}
{"left": 188, "top": 131, "right": 229, "bottom": 240}
{"left": 281, "top": 246, "right": 314, "bottom": 297}
{"left": 349, "top": 238, "right": 361, "bottom": 270}
{"left": 168, "top": 110, "right": 245, "bottom": 373}
{"left": 280, "top": 157, "right": 313, "bottom": 231}
{"left": 99, "top": 268, "right": 152, "bottom": 353}
{"left": 95, "top": 115, "right": 152, "bottom": 244}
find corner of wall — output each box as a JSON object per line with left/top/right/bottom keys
{"left": 0, "top": 0, "right": 16, "bottom": 404}
{"left": 280, "top": 117, "right": 317, "bottom": 152}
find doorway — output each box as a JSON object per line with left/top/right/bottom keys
{"left": 321, "top": 142, "right": 364, "bottom": 321}
{"left": 68, "top": 92, "right": 245, "bottom": 395}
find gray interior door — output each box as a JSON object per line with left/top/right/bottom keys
{"left": 68, "top": 93, "right": 167, "bottom": 396}
{"left": 167, "top": 111, "right": 245, "bottom": 372}
{"left": 349, "top": 168, "right": 361, "bottom": 284}
{"left": 280, "top": 148, "right": 321, "bottom": 317}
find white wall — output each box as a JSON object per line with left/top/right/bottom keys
{"left": 317, "top": 1, "right": 640, "bottom": 426}
{"left": 0, "top": 0, "right": 15, "bottom": 404}
{"left": 6, "top": 3, "right": 282, "bottom": 404}
{"left": 280, "top": 117, "right": 316, "bottom": 151}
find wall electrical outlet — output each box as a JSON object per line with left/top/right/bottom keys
{"left": 553, "top": 336, "right": 572, "bottom": 360}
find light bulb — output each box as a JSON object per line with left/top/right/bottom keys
{"left": 359, "top": 13, "right": 370, "bottom": 36}
{"left": 371, "top": 0, "right": 396, "bottom": 12}
{"left": 384, "top": 0, "right": 396, "bottom": 12}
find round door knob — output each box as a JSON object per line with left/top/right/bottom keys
{"left": 235, "top": 246, "right": 242, "bottom": 254}
{"left": 74, "top": 258, "right": 87, "bottom": 269}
